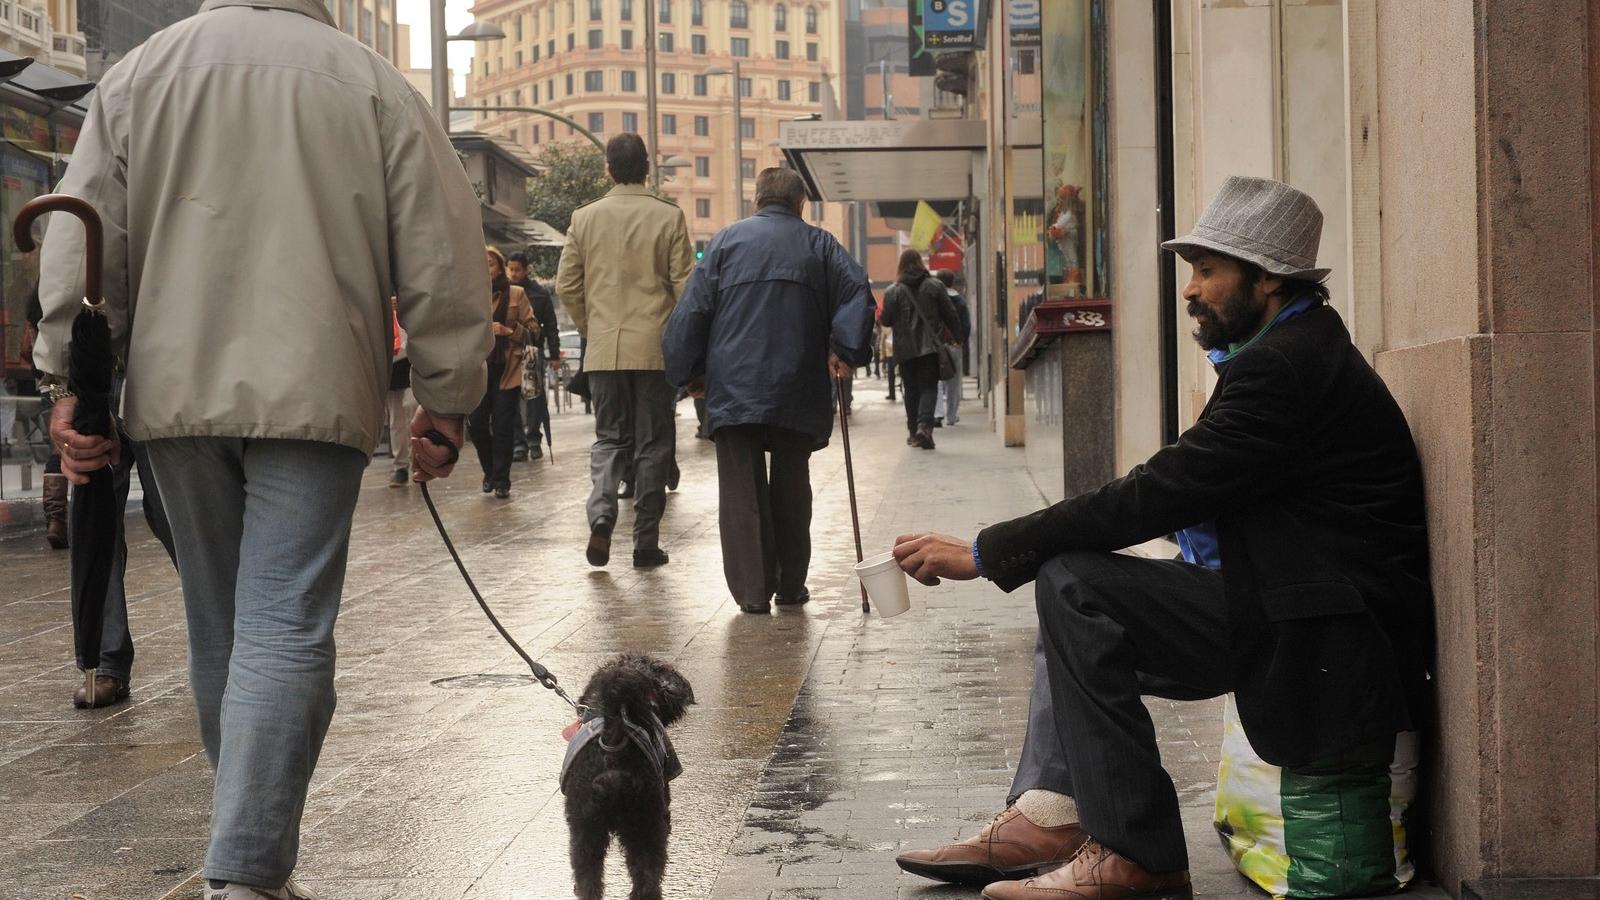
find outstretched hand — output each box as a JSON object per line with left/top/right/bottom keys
{"left": 893, "top": 532, "right": 979, "bottom": 586}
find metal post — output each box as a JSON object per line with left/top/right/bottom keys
{"left": 645, "top": 0, "right": 660, "bottom": 189}
{"left": 429, "top": 0, "right": 450, "bottom": 132}
{"left": 732, "top": 59, "right": 744, "bottom": 217}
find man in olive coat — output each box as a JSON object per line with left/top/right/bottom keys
{"left": 892, "top": 177, "right": 1434, "bottom": 900}
{"left": 557, "top": 133, "right": 694, "bottom": 568}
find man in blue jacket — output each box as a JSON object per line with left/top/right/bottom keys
{"left": 663, "top": 167, "right": 875, "bottom": 614}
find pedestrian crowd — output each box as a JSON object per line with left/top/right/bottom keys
{"left": 21, "top": 3, "right": 1435, "bottom": 900}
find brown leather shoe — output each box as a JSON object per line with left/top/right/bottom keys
{"left": 980, "top": 838, "right": 1192, "bottom": 900}
{"left": 896, "top": 807, "right": 1088, "bottom": 886}
{"left": 73, "top": 675, "right": 130, "bottom": 710}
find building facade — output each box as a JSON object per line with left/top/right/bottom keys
{"left": 465, "top": 0, "right": 847, "bottom": 252}
{"left": 1, "top": 1, "right": 87, "bottom": 77}
{"left": 329, "top": 0, "right": 399, "bottom": 64}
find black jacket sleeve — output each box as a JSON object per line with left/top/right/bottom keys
{"left": 976, "top": 344, "right": 1311, "bottom": 591}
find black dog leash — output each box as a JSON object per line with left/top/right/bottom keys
{"left": 418, "top": 429, "right": 582, "bottom": 715}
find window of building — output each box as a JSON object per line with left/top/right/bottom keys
{"left": 695, "top": 156, "right": 710, "bottom": 176}
{"left": 532, "top": 123, "right": 540, "bottom": 143}
{"left": 730, "top": 0, "right": 749, "bottom": 28}
{"left": 775, "top": 3, "right": 788, "bottom": 30}
{"left": 623, "top": 111, "right": 638, "bottom": 132}
{"left": 740, "top": 118, "right": 755, "bottom": 139}
{"left": 777, "top": 79, "right": 791, "bottom": 101}
{"left": 566, "top": 73, "right": 576, "bottom": 95}
{"left": 548, "top": 38, "right": 556, "bottom": 57}
{"left": 662, "top": 114, "right": 677, "bottom": 134}
{"left": 567, "top": 32, "right": 575, "bottom": 51}
{"left": 731, "top": 37, "right": 749, "bottom": 57}
{"left": 359, "top": 8, "right": 373, "bottom": 43}
{"left": 805, "top": 4, "right": 817, "bottom": 33}
{"left": 532, "top": 83, "right": 540, "bottom": 103}
{"left": 379, "top": 21, "right": 392, "bottom": 56}
{"left": 691, "top": 34, "right": 707, "bottom": 54}
{"left": 585, "top": 70, "right": 604, "bottom": 91}
{"left": 620, "top": 0, "right": 633, "bottom": 21}
{"left": 740, "top": 158, "right": 756, "bottom": 179}
{"left": 660, "top": 0, "right": 672, "bottom": 23}
{"left": 588, "top": 111, "right": 605, "bottom": 133}
{"left": 693, "top": 74, "right": 708, "bottom": 96}
{"left": 621, "top": 70, "right": 638, "bottom": 91}
{"left": 514, "top": 49, "right": 523, "bottom": 67}
{"left": 589, "top": 0, "right": 602, "bottom": 20}
{"left": 692, "top": 0, "right": 704, "bottom": 26}
{"left": 659, "top": 32, "right": 674, "bottom": 52}
{"left": 532, "top": 45, "right": 541, "bottom": 62}
{"left": 515, "top": 14, "right": 524, "bottom": 41}
{"left": 806, "top": 42, "right": 818, "bottom": 62}
{"left": 775, "top": 39, "right": 789, "bottom": 60}
{"left": 696, "top": 198, "right": 711, "bottom": 218}
{"left": 621, "top": 30, "right": 633, "bottom": 49}
{"left": 510, "top": 127, "right": 519, "bottom": 144}
{"left": 808, "top": 80, "right": 819, "bottom": 102}
{"left": 512, "top": 88, "right": 522, "bottom": 105}
{"left": 341, "top": 0, "right": 354, "bottom": 33}
{"left": 738, "top": 77, "right": 752, "bottom": 97}
{"left": 662, "top": 72, "right": 676, "bottom": 94}
{"left": 694, "top": 116, "right": 710, "bottom": 137}
{"left": 550, "top": 78, "right": 557, "bottom": 98}
{"left": 588, "top": 29, "right": 602, "bottom": 49}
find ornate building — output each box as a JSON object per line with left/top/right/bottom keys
{"left": 466, "top": 0, "right": 846, "bottom": 252}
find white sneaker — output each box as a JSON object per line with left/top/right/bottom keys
{"left": 204, "top": 879, "right": 322, "bottom": 900}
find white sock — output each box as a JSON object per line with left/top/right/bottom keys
{"left": 1015, "top": 789, "right": 1078, "bottom": 827}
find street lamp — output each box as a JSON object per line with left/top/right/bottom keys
{"left": 701, "top": 63, "right": 745, "bottom": 219}
{"left": 430, "top": 1, "right": 505, "bottom": 133}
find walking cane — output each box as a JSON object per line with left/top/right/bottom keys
{"left": 835, "top": 374, "right": 869, "bottom": 614}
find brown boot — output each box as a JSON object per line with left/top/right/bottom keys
{"left": 73, "top": 675, "right": 130, "bottom": 710}
{"left": 896, "top": 807, "right": 1088, "bottom": 886}
{"left": 42, "top": 473, "right": 69, "bottom": 550}
{"left": 980, "top": 838, "right": 1192, "bottom": 900}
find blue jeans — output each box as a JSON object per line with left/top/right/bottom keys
{"left": 145, "top": 437, "right": 366, "bottom": 887}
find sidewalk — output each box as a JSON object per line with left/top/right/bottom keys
{"left": 0, "top": 378, "right": 1447, "bottom": 899}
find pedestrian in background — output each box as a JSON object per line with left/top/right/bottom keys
{"left": 386, "top": 296, "right": 416, "bottom": 487}
{"left": 33, "top": 2, "right": 489, "bottom": 896}
{"left": 471, "top": 246, "right": 537, "bottom": 499}
{"left": 507, "top": 251, "right": 558, "bottom": 461}
{"left": 557, "top": 133, "right": 693, "bottom": 569}
{"left": 934, "top": 269, "right": 972, "bottom": 426}
{"left": 880, "top": 249, "right": 961, "bottom": 450}
{"left": 663, "top": 167, "right": 873, "bottom": 614}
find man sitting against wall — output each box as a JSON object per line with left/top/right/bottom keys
{"left": 890, "top": 176, "right": 1436, "bottom": 900}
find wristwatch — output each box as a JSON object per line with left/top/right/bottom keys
{"left": 39, "top": 377, "right": 73, "bottom": 404}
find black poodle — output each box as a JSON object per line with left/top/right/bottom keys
{"left": 561, "top": 653, "right": 695, "bottom": 900}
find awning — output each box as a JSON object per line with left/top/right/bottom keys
{"left": 523, "top": 219, "right": 566, "bottom": 247}
{"left": 778, "top": 117, "right": 1041, "bottom": 204}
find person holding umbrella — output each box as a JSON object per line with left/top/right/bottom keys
{"left": 32, "top": 2, "right": 489, "bottom": 898}
{"left": 662, "top": 167, "right": 874, "bottom": 614}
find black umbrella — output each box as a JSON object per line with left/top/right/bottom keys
{"left": 15, "top": 194, "right": 117, "bottom": 705}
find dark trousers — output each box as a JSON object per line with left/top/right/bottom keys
{"left": 469, "top": 364, "right": 519, "bottom": 490}
{"left": 899, "top": 353, "right": 941, "bottom": 433}
{"left": 885, "top": 358, "right": 896, "bottom": 400}
{"left": 586, "top": 370, "right": 676, "bottom": 550}
{"left": 1013, "top": 551, "right": 1232, "bottom": 874}
{"left": 714, "top": 424, "right": 813, "bottom": 607}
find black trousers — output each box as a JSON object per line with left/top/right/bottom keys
{"left": 1016, "top": 551, "right": 1232, "bottom": 874}
{"left": 469, "top": 364, "right": 519, "bottom": 490}
{"left": 714, "top": 424, "right": 813, "bottom": 607}
{"left": 899, "top": 353, "right": 941, "bottom": 433}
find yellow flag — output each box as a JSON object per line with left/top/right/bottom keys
{"left": 909, "top": 200, "right": 941, "bottom": 252}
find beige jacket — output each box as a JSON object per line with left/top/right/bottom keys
{"left": 556, "top": 184, "right": 693, "bottom": 371}
{"left": 35, "top": 0, "right": 490, "bottom": 455}
{"left": 492, "top": 285, "right": 538, "bottom": 392}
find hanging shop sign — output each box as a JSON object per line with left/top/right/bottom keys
{"left": 1009, "top": 0, "right": 1042, "bottom": 46}
{"left": 924, "top": 0, "right": 982, "bottom": 49}
{"left": 908, "top": 0, "right": 936, "bottom": 75}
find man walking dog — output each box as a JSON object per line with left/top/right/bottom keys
{"left": 892, "top": 177, "right": 1435, "bottom": 900}
{"left": 34, "top": 2, "right": 489, "bottom": 896}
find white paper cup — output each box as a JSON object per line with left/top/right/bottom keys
{"left": 854, "top": 551, "right": 912, "bottom": 618}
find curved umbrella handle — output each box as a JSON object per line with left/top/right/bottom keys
{"left": 13, "top": 193, "right": 103, "bottom": 306}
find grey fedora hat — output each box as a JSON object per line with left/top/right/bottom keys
{"left": 1162, "top": 175, "right": 1331, "bottom": 281}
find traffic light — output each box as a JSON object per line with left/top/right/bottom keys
{"left": 694, "top": 240, "right": 707, "bottom": 260}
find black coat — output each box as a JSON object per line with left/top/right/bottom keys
{"left": 518, "top": 278, "right": 561, "bottom": 360}
{"left": 977, "top": 304, "right": 1434, "bottom": 767}
{"left": 880, "top": 274, "right": 961, "bottom": 362}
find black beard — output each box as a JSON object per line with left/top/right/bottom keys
{"left": 1188, "top": 287, "right": 1264, "bottom": 351}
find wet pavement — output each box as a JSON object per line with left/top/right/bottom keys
{"left": 0, "top": 378, "right": 1448, "bottom": 899}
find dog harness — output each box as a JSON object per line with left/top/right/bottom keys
{"left": 560, "top": 710, "right": 682, "bottom": 797}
